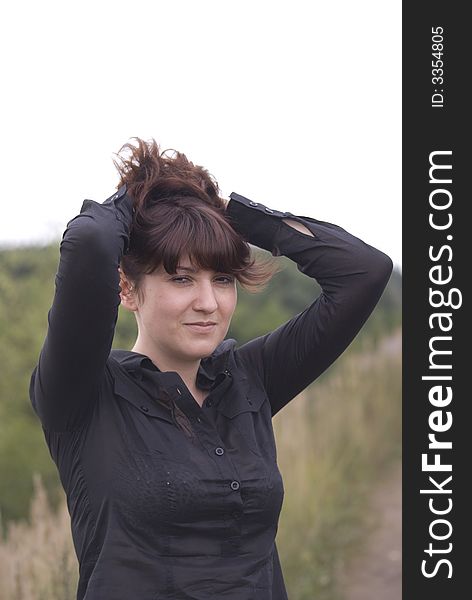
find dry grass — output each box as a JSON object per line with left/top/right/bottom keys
{"left": 275, "top": 330, "right": 401, "bottom": 600}
{"left": 0, "top": 475, "right": 78, "bottom": 600}
{"left": 0, "top": 331, "right": 401, "bottom": 600}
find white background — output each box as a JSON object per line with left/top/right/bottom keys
{"left": 0, "top": 0, "right": 401, "bottom": 268}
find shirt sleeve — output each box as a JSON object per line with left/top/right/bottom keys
{"left": 227, "top": 192, "right": 394, "bottom": 416}
{"left": 29, "top": 185, "right": 134, "bottom": 432}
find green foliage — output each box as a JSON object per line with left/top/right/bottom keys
{"left": 0, "top": 242, "right": 401, "bottom": 525}
{"left": 0, "top": 246, "right": 60, "bottom": 523}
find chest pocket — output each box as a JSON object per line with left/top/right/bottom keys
{"left": 217, "top": 387, "right": 275, "bottom": 459}
{"left": 111, "top": 368, "right": 174, "bottom": 424}
{"left": 108, "top": 364, "right": 192, "bottom": 458}
{"left": 218, "top": 387, "right": 267, "bottom": 419}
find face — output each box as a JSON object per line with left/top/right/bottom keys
{"left": 120, "top": 257, "right": 237, "bottom": 369}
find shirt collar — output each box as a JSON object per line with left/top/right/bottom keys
{"left": 110, "top": 338, "right": 236, "bottom": 389}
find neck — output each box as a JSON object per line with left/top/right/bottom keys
{"left": 132, "top": 340, "right": 201, "bottom": 397}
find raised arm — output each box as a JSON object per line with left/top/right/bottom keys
{"left": 29, "top": 185, "right": 134, "bottom": 431}
{"left": 227, "top": 192, "right": 393, "bottom": 416}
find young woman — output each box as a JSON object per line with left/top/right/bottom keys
{"left": 30, "top": 138, "right": 393, "bottom": 600}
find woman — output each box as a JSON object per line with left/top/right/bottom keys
{"left": 30, "top": 138, "right": 393, "bottom": 600}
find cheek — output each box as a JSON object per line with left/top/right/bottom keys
{"left": 140, "top": 295, "right": 180, "bottom": 327}
{"left": 222, "top": 290, "right": 237, "bottom": 320}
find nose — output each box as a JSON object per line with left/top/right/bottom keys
{"left": 192, "top": 280, "right": 218, "bottom": 313}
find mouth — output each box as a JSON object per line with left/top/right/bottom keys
{"left": 184, "top": 322, "right": 217, "bottom": 333}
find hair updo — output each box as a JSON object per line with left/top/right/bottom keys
{"left": 113, "top": 138, "right": 278, "bottom": 299}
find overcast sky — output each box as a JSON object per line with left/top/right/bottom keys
{"left": 1, "top": 0, "right": 401, "bottom": 268}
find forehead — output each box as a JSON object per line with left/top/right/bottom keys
{"left": 175, "top": 255, "right": 197, "bottom": 271}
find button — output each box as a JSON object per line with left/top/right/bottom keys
{"left": 265, "top": 207, "right": 274, "bottom": 213}
{"left": 206, "top": 399, "right": 213, "bottom": 407}
{"left": 140, "top": 406, "right": 149, "bottom": 412}
{"left": 215, "top": 447, "right": 225, "bottom": 456}
{"left": 224, "top": 369, "right": 232, "bottom": 378}
{"left": 249, "top": 201, "right": 258, "bottom": 206}
{"left": 232, "top": 511, "right": 241, "bottom": 519}
{"left": 116, "top": 185, "right": 127, "bottom": 199}
{"left": 230, "top": 481, "right": 240, "bottom": 491}
{"left": 196, "top": 417, "right": 202, "bottom": 423}
{"left": 176, "top": 387, "right": 182, "bottom": 395}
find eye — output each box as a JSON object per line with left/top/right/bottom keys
{"left": 170, "top": 276, "right": 192, "bottom": 284}
{"left": 214, "top": 275, "right": 235, "bottom": 285}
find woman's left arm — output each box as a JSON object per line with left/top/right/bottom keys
{"left": 226, "top": 192, "right": 394, "bottom": 416}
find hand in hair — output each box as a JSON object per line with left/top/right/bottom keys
{"left": 113, "top": 137, "right": 226, "bottom": 214}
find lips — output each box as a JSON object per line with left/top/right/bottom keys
{"left": 184, "top": 322, "right": 217, "bottom": 333}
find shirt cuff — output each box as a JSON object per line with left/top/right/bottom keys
{"left": 102, "top": 184, "right": 134, "bottom": 228}
{"left": 226, "top": 192, "right": 293, "bottom": 253}
{"left": 77, "top": 185, "right": 134, "bottom": 255}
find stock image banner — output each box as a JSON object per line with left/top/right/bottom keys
{"left": 403, "top": 2, "right": 468, "bottom": 598}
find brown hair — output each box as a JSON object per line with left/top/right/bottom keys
{"left": 114, "top": 138, "right": 278, "bottom": 299}
{"left": 113, "top": 138, "right": 279, "bottom": 441}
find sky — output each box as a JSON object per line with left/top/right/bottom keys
{"left": 1, "top": 0, "right": 401, "bottom": 269}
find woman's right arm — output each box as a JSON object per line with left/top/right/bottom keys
{"left": 29, "top": 185, "right": 134, "bottom": 432}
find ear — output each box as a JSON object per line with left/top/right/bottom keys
{"left": 118, "top": 267, "right": 138, "bottom": 312}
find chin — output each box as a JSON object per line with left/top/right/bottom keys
{"left": 187, "top": 340, "right": 220, "bottom": 360}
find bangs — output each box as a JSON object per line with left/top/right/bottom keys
{"left": 118, "top": 143, "right": 279, "bottom": 294}
{"left": 153, "top": 212, "right": 251, "bottom": 276}
{"left": 134, "top": 198, "right": 253, "bottom": 279}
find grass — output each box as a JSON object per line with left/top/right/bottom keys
{"left": 0, "top": 474, "right": 78, "bottom": 600}
{"left": 0, "top": 330, "right": 401, "bottom": 600}
{"left": 275, "top": 330, "right": 401, "bottom": 599}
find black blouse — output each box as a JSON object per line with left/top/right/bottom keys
{"left": 29, "top": 187, "right": 393, "bottom": 600}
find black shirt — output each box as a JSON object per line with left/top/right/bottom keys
{"left": 29, "top": 187, "right": 393, "bottom": 600}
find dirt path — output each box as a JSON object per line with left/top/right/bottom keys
{"left": 337, "top": 461, "right": 402, "bottom": 600}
